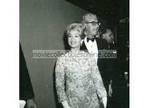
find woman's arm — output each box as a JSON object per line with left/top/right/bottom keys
{"left": 90, "top": 57, "right": 107, "bottom": 108}
{"left": 55, "top": 57, "right": 70, "bottom": 108}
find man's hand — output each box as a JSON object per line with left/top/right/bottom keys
{"left": 108, "top": 80, "right": 113, "bottom": 97}
{"left": 26, "top": 99, "right": 37, "bottom": 108}
{"left": 108, "top": 84, "right": 113, "bottom": 97}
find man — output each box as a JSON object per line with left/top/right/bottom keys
{"left": 101, "top": 28, "right": 116, "bottom": 96}
{"left": 101, "top": 29, "right": 115, "bottom": 49}
{"left": 81, "top": 13, "right": 108, "bottom": 52}
{"left": 81, "top": 13, "right": 108, "bottom": 108}
{"left": 81, "top": 13, "right": 108, "bottom": 63}
{"left": 20, "top": 44, "right": 37, "bottom": 108}
{"left": 101, "top": 28, "right": 121, "bottom": 108}
{"left": 81, "top": 13, "right": 108, "bottom": 81}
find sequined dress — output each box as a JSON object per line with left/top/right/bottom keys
{"left": 55, "top": 51, "right": 107, "bottom": 108}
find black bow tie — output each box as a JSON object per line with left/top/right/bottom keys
{"left": 87, "top": 38, "right": 95, "bottom": 42}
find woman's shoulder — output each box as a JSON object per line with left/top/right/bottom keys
{"left": 79, "top": 50, "right": 88, "bottom": 55}
{"left": 81, "top": 51, "right": 97, "bottom": 62}
{"left": 80, "top": 51, "right": 94, "bottom": 57}
{"left": 57, "top": 51, "right": 70, "bottom": 61}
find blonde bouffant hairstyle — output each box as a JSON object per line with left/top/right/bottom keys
{"left": 66, "top": 23, "right": 85, "bottom": 39}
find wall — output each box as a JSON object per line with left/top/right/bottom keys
{"left": 20, "top": 0, "right": 86, "bottom": 108}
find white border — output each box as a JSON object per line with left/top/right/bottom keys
{"left": 0, "top": 0, "right": 19, "bottom": 108}
{"left": 130, "top": 0, "right": 144, "bottom": 108}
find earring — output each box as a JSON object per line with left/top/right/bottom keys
{"left": 80, "top": 40, "right": 84, "bottom": 46}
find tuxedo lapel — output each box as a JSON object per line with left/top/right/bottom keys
{"left": 95, "top": 38, "right": 108, "bottom": 50}
{"left": 95, "top": 38, "right": 101, "bottom": 50}
{"left": 81, "top": 37, "right": 108, "bottom": 51}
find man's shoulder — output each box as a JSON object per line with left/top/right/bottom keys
{"left": 95, "top": 38, "right": 108, "bottom": 48}
{"left": 95, "top": 37, "right": 106, "bottom": 42}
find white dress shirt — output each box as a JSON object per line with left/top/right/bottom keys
{"left": 82, "top": 37, "right": 98, "bottom": 63}
{"left": 84, "top": 37, "right": 98, "bottom": 54}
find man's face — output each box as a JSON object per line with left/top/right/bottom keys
{"left": 85, "top": 21, "right": 100, "bottom": 38}
{"left": 102, "top": 30, "right": 114, "bottom": 43}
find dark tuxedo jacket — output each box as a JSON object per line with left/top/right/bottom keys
{"left": 80, "top": 38, "right": 108, "bottom": 65}
{"left": 80, "top": 37, "right": 108, "bottom": 50}
{"left": 80, "top": 37, "right": 109, "bottom": 88}
{"left": 80, "top": 37, "right": 108, "bottom": 71}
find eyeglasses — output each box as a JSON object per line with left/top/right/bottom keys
{"left": 84, "top": 21, "right": 100, "bottom": 25}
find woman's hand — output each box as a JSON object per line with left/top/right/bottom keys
{"left": 108, "top": 80, "right": 113, "bottom": 97}
{"left": 101, "top": 97, "right": 107, "bottom": 108}
{"left": 62, "top": 101, "right": 71, "bottom": 108}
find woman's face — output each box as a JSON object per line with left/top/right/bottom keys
{"left": 68, "top": 30, "right": 81, "bottom": 49}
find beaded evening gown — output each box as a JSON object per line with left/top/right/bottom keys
{"left": 55, "top": 51, "right": 107, "bottom": 108}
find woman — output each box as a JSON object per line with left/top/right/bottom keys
{"left": 55, "top": 23, "right": 107, "bottom": 108}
